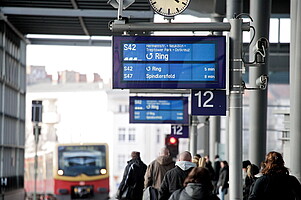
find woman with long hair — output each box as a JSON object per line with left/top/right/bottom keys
{"left": 248, "top": 151, "right": 301, "bottom": 200}
{"left": 168, "top": 167, "right": 219, "bottom": 200}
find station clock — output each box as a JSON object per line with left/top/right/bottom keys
{"left": 148, "top": 0, "right": 191, "bottom": 17}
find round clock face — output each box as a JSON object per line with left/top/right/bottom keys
{"left": 149, "top": 0, "right": 190, "bottom": 17}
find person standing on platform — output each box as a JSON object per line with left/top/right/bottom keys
{"left": 159, "top": 151, "right": 196, "bottom": 200}
{"left": 213, "top": 155, "right": 221, "bottom": 193}
{"left": 204, "top": 155, "right": 215, "bottom": 181}
{"left": 116, "top": 151, "right": 147, "bottom": 200}
{"left": 248, "top": 151, "right": 301, "bottom": 200}
{"left": 243, "top": 160, "right": 252, "bottom": 182}
{"left": 168, "top": 167, "right": 220, "bottom": 200}
{"left": 192, "top": 154, "right": 201, "bottom": 167}
{"left": 243, "top": 164, "right": 259, "bottom": 200}
{"left": 144, "top": 147, "right": 175, "bottom": 189}
{"left": 216, "top": 161, "right": 229, "bottom": 200}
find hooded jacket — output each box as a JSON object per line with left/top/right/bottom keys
{"left": 159, "top": 161, "right": 196, "bottom": 200}
{"left": 169, "top": 183, "right": 220, "bottom": 200}
{"left": 144, "top": 155, "right": 175, "bottom": 189}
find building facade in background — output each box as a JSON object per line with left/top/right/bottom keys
{"left": 0, "top": 22, "right": 26, "bottom": 199}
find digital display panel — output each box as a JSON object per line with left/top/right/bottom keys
{"left": 57, "top": 145, "right": 107, "bottom": 176}
{"left": 129, "top": 96, "right": 188, "bottom": 124}
{"left": 113, "top": 36, "right": 226, "bottom": 89}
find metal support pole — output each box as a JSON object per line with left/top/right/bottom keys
{"left": 110, "top": 22, "right": 250, "bottom": 33}
{"left": 209, "top": 116, "right": 220, "bottom": 161}
{"left": 229, "top": 18, "right": 243, "bottom": 200}
{"left": 209, "top": 16, "right": 223, "bottom": 162}
{"left": 226, "top": 0, "right": 243, "bottom": 19}
{"left": 117, "top": 0, "right": 123, "bottom": 19}
{"left": 33, "top": 124, "right": 40, "bottom": 200}
{"left": 202, "top": 117, "right": 210, "bottom": 156}
{"left": 290, "top": 0, "right": 301, "bottom": 182}
{"left": 249, "top": 0, "right": 271, "bottom": 167}
{"left": 226, "top": 0, "right": 243, "bottom": 166}
{"left": 0, "top": 181, "right": 5, "bottom": 200}
{"left": 190, "top": 116, "right": 198, "bottom": 156}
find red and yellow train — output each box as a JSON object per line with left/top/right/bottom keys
{"left": 25, "top": 143, "right": 109, "bottom": 200}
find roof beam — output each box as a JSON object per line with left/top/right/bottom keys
{"left": 27, "top": 37, "right": 111, "bottom": 46}
{"left": 0, "top": 13, "right": 30, "bottom": 44}
{"left": 0, "top": 7, "right": 154, "bottom": 19}
{"left": 70, "top": 0, "right": 89, "bottom": 36}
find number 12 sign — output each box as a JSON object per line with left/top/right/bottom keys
{"left": 171, "top": 125, "right": 189, "bottom": 138}
{"left": 191, "top": 90, "right": 226, "bottom": 116}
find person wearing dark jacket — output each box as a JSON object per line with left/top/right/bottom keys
{"left": 159, "top": 151, "right": 196, "bottom": 200}
{"left": 243, "top": 164, "right": 259, "bottom": 200}
{"left": 144, "top": 147, "right": 175, "bottom": 189}
{"left": 213, "top": 155, "right": 221, "bottom": 193}
{"left": 116, "top": 151, "right": 147, "bottom": 200}
{"left": 242, "top": 160, "right": 252, "bottom": 183}
{"left": 204, "top": 155, "right": 215, "bottom": 180}
{"left": 168, "top": 167, "right": 220, "bottom": 200}
{"left": 216, "top": 161, "right": 229, "bottom": 200}
{"left": 248, "top": 151, "right": 301, "bottom": 200}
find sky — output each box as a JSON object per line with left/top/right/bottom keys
{"left": 26, "top": 44, "right": 112, "bottom": 83}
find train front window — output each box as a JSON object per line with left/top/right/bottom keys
{"left": 58, "top": 145, "right": 106, "bottom": 176}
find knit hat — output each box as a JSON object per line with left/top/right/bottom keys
{"left": 243, "top": 160, "right": 251, "bottom": 168}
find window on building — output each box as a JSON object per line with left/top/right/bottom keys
{"left": 118, "top": 154, "right": 126, "bottom": 170}
{"left": 279, "top": 18, "right": 290, "bottom": 43}
{"left": 128, "top": 127, "right": 136, "bottom": 142}
{"left": 118, "top": 127, "right": 126, "bottom": 142}
{"left": 11, "top": 148, "right": 16, "bottom": 167}
{"left": 156, "top": 128, "right": 161, "bottom": 144}
{"left": 269, "top": 18, "right": 279, "bottom": 43}
{"left": 118, "top": 105, "right": 129, "bottom": 113}
{"left": 243, "top": 18, "right": 290, "bottom": 44}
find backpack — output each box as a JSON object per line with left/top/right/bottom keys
{"left": 142, "top": 186, "right": 158, "bottom": 200}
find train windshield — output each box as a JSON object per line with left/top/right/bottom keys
{"left": 58, "top": 145, "right": 106, "bottom": 176}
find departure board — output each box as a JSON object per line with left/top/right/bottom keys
{"left": 129, "top": 96, "right": 188, "bottom": 124}
{"left": 113, "top": 36, "right": 226, "bottom": 89}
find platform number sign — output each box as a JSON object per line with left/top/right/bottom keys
{"left": 191, "top": 90, "right": 226, "bottom": 116}
{"left": 171, "top": 125, "right": 189, "bottom": 138}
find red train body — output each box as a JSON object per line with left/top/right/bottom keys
{"left": 25, "top": 143, "right": 109, "bottom": 200}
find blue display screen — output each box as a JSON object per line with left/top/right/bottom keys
{"left": 129, "top": 96, "right": 188, "bottom": 124}
{"left": 123, "top": 43, "right": 216, "bottom": 61}
{"left": 113, "top": 36, "right": 226, "bottom": 89}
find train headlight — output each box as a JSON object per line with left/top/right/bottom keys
{"left": 58, "top": 169, "right": 64, "bottom": 175}
{"left": 100, "top": 169, "right": 107, "bottom": 175}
